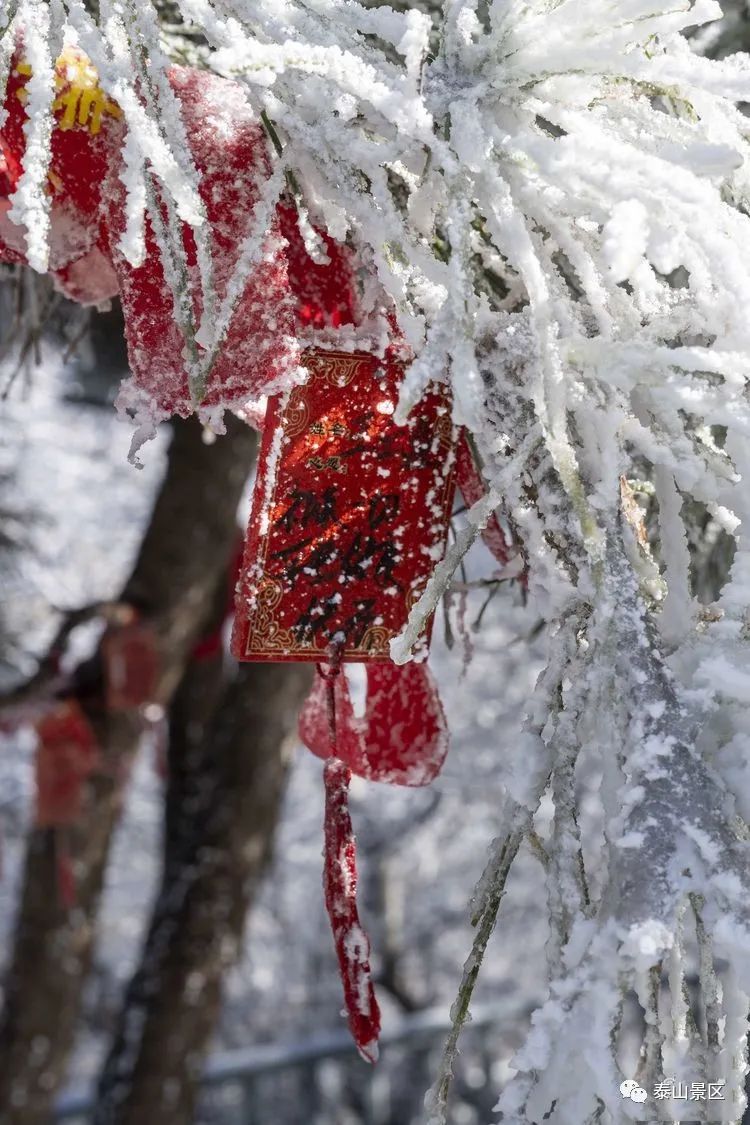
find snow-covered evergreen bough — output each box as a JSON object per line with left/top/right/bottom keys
{"left": 4, "top": 0, "right": 750, "bottom": 1120}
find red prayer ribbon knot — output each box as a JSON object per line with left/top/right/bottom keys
{"left": 300, "top": 662, "right": 448, "bottom": 785}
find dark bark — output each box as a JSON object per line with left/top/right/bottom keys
{"left": 123, "top": 415, "right": 257, "bottom": 698}
{"left": 92, "top": 657, "right": 312, "bottom": 1125}
{"left": 0, "top": 415, "right": 257, "bottom": 1125}
{"left": 0, "top": 711, "right": 140, "bottom": 1125}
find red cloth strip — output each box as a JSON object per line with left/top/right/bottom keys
{"left": 323, "top": 756, "right": 381, "bottom": 1063}
{"left": 300, "top": 661, "right": 448, "bottom": 786}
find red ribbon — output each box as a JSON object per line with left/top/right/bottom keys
{"left": 34, "top": 700, "right": 100, "bottom": 829}
{"left": 300, "top": 661, "right": 448, "bottom": 786}
{"left": 323, "top": 756, "right": 381, "bottom": 1062}
{"left": 316, "top": 652, "right": 381, "bottom": 1061}
{"left": 309, "top": 652, "right": 449, "bottom": 1060}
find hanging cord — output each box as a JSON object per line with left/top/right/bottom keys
{"left": 316, "top": 638, "right": 343, "bottom": 755}
{"left": 318, "top": 642, "right": 381, "bottom": 1062}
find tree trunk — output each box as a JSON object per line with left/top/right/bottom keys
{"left": 92, "top": 658, "right": 312, "bottom": 1125}
{"left": 0, "top": 415, "right": 257, "bottom": 1125}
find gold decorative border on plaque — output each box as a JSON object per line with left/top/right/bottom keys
{"left": 358, "top": 625, "right": 390, "bottom": 657}
{"left": 284, "top": 388, "right": 310, "bottom": 438}
{"left": 244, "top": 578, "right": 297, "bottom": 655}
{"left": 303, "top": 350, "right": 369, "bottom": 389}
{"left": 435, "top": 412, "right": 454, "bottom": 453}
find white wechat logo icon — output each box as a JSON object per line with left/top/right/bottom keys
{"left": 621, "top": 1080, "right": 648, "bottom": 1103}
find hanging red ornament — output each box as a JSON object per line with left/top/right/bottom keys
{"left": 34, "top": 698, "right": 100, "bottom": 829}
{"left": 299, "top": 660, "right": 448, "bottom": 786}
{"left": 31, "top": 690, "right": 101, "bottom": 909}
{"left": 103, "top": 67, "right": 298, "bottom": 422}
{"left": 232, "top": 345, "right": 456, "bottom": 1056}
{"left": 101, "top": 615, "right": 160, "bottom": 711}
{"left": 323, "top": 753, "right": 380, "bottom": 1062}
{"left": 0, "top": 49, "right": 121, "bottom": 295}
{"left": 0, "top": 50, "right": 297, "bottom": 415}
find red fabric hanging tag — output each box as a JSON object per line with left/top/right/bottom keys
{"left": 0, "top": 48, "right": 121, "bottom": 294}
{"left": 34, "top": 699, "right": 100, "bottom": 828}
{"left": 299, "top": 661, "right": 448, "bottom": 785}
{"left": 323, "top": 754, "right": 381, "bottom": 1062}
{"left": 101, "top": 618, "right": 159, "bottom": 711}
{"left": 103, "top": 67, "right": 299, "bottom": 420}
{"left": 231, "top": 350, "right": 456, "bottom": 663}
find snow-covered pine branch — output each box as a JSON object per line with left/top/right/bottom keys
{"left": 5, "top": 0, "right": 750, "bottom": 1119}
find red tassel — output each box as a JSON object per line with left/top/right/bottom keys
{"left": 323, "top": 756, "right": 381, "bottom": 1062}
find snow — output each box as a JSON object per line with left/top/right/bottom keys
{"left": 602, "top": 201, "right": 650, "bottom": 284}
{"left": 5, "top": 1, "right": 55, "bottom": 272}
{"left": 5, "top": 0, "right": 750, "bottom": 1118}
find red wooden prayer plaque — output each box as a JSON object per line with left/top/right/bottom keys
{"left": 231, "top": 349, "right": 456, "bottom": 663}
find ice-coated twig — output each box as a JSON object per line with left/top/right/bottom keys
{"left": 424, "top": 821, "right": 525, "bottom": 1125}
{"left": 691, "top": 893, "right": 723, "bottom": 1083}
{"left": 425, "top": 610, "right": 581, "bottom": 1124}
{"left": 7, "top": 0, "right": 54, "bottom": 272}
